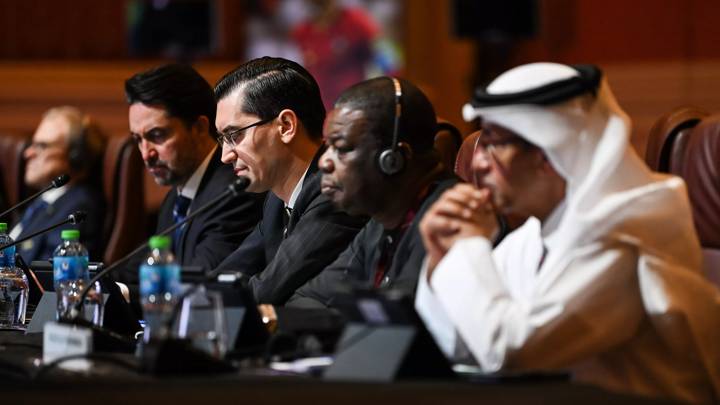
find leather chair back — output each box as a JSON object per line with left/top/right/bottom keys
{"left": 0, "top": 133, "right": 30, "bottom": 223}
{"left": 678, "top": 114, "right": 720, "bottom": 250}
{"left": 102, "top": 135, "right": 147, "bottom": 264}
{"left": 434, "top": 120, "right": 463, "bottom": 173}
{"left": 702, "top": 249, "right": 720, "bottom": 289}
{"left": 454, "top": 130, "right": 482, "bottom": 184}
{"left": 645, "top": 106, "right": 707, "bottom": 172}
{"left": 676, "top": 114, "right": 720, "bottom": 288}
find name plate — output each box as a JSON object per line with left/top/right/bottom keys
{"left": 43, "top": 321, "right": 93, "bottom": 371}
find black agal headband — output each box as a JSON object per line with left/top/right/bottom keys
{"left": 469, "top": 64, "right": 602, "bottom": 108}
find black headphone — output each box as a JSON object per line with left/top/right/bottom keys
{"left": 67, "top": 124, "right": 88, "bottom": 172}
{"left": 377, "top": 77, "right": 406, "bottom": 175}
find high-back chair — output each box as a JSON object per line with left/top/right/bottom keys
{"left": 676, "top": 114, "right": 720, "bottom": 287}
{"left": 102, "top": 135, "right": 147, "bottom": 264}
{"left": 434, "top": 120, "right": 464, "bottom": 173}
{"left": 0, "top": 132, "right": 30, "bottom": 224}
{"left": 454, "top": 130, "right": 482, "bottom": 184}
{"left": 645, "top": 106, "right": 708, "bottom": 173}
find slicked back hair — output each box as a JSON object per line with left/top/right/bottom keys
{"left": 214, "top": 57, "right": 326, "bottom": 140}
{"left": 125, "top": 63, "right": 217, "bottom": 137}
{"left": 335, "top": 77, "right": 437, "bottom": 153}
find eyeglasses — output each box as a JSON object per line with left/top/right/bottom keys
{"left": 216, "top": 117, "right": 274, "bottom": 148}
{"left": 473, "top": 132, "right": 533, "bottom": 161}
{"left": 28, "top": 140, "right": 65, "bottom": 152}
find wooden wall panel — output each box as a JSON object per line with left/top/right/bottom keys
{"left": 1, "top": 0, "right": 720, "bottom": 156}
{"left": 403, "top": 0, "right": 720, "bottom": 154}
{"left": 0, "top": 1, "right": 127, "bottom": 58}
{"left": 403, "top": 0, "right": 476, "bottom": 134}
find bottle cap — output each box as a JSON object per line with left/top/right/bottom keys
{"left": 0, "top": 223, "right": 7, "bottom": 232}
{"left": 149, "top": 235, "right": 171, "bottom": 250}
{"left": 61, "top": 229, "right": 80, "bottom": 240}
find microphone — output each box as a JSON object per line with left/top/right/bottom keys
{"left": 228, "top": 176, "right": 250, "bottom": 197}
{"left": 52, "top": 174, "right": 71, "bottom": 188}
{"left": 0, "top": 174, "right": 70, "bottom": 220}
{"left": 0, "top": 210, "right": 86, "bottom": 251}
{"left": 68, "top": 211, "right": 86, "bottom": 225}
{"left": 72, "top": 177, "right": 251, "bottom": 315}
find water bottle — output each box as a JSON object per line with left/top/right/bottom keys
{"left": 139, "top": 235, "right": 180, "bottom": 342}
{"left": 0, "top": 222, "right": 28, "bottom": 330}
{"left": 53, "top": 229, "right": 103, "bottom": 324}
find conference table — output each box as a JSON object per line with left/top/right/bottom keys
{"left": 0, "top": 331, "right": 676, "bottom": 405}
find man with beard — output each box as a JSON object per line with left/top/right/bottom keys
{"left": 126, "top": 64, "right": 263, "bottom": 271}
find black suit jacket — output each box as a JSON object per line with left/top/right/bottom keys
{"left": 287, "top": 175, "right": 459, "bottom": 308}
{"left": 156, "top": 147, "right": 264, "bottom": 271}
{"left": 216, "top": 148, "right": 368, "bottom": 305}
{"left": 16, "top": 183, "right": 105, "bottom": 263}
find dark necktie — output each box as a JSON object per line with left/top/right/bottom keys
{"left": 172, "top": 195, "right": 192, "bottom": 253}
{"left": 19, "top": 199, "right": 49, "bottom": 235}
{"left": 282, "top": 206, "right": 293, "bottom": 239}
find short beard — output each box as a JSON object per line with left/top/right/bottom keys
{"left": 151, "top": 171, "right": 180, "bottom": 187}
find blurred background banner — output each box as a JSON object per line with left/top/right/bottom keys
{"left": 2, "top": 0, "right": 720, "bottom": 153}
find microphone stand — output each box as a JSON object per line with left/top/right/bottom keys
{"left": 0, "top": 212, "right": 84, "bottom": 252}
{"left": 43, "top": 184, "right": 242, "bottom": 352}
{"left": 72, "top": 178, "right": 249, "bottom": 317}
{"left": 65, "top": 178, "right": 249, "bottom": 373}
{"left": 0, "top": 174, "right": 70, "bottom": 221}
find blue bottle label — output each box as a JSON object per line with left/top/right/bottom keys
{"left": 139, "top": 264, "right": 180, "bottom": 298}
{"left": 53, "top": 256, "right": 89, "bottom": 282}
{"left": 0, "top": 245, "right": 15, "bottom": 267}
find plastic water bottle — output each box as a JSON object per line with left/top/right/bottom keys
{"left": 140, "top": 235, "right": 180, "bottom": 342}
{"left": 0, "top": 222, "right": 28, "bottom": 330}
{"left": 53, "top": 229, "right": 103, "bottom": 324}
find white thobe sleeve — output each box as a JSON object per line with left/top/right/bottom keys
{"left": 418, "top": 236, "right": 643, "bottom": 372}
{"left": 415, "top": 260, "right": 459, "bottom": 358}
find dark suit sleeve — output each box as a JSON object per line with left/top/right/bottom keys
{"left": 214, "top": 220, "right": 268, "bottom": 274}
{"left": 30, "top": 186, "right": 105, "bottom": 262}
{"left": 287, "top": 226, "right": 369, "bottom": 308}
{"left": 185, "top": 192, "right": 263, "bottom": 271}
{"left": 247, "top": 199, "right": 365, "bottom": 305}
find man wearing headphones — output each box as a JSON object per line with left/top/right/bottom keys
{"left": 11, "top": 106, "right": 106, "bottom": 263}
{"left": 214, "top": 57, "right": 368, "bottom": 305}
{"left": 286, "top": 77, "right": 458, "bottom": 308}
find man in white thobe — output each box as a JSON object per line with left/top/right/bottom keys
{"left": 415, "top": 63, "right": 720, "bottom": 404}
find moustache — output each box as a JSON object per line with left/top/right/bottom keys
{"left": 145, "top": 160, "right": 170, "bottom": 170}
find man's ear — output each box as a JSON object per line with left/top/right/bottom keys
{"left": 277, "top": 109, "right": 298, "bottom": 144}
{"left": 538, "top": 151, "right": 562, "bottom": 179}
{"left": 192, "top": 115, "right": 210, "bottom": 137}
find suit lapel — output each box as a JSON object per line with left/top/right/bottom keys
{"left": 19, "top": 195, "right": 61, "bottom": 261}
{"left": 176, "top": 148, "right": 222, "bottom": 263}
{"left": 19, "top": 206, "right": 49, "bottom": 260}
{"left": 285, "top": 147, "right": 324, "bottom": 234}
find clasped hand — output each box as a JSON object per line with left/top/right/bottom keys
{"left": 419, "top": 183, "right": 499, "bottom": 276}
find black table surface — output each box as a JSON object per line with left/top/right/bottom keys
{"left": 0, "top": 331, "right": 678, "bottom": 405}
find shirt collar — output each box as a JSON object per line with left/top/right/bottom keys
{"left": 540, "top": 198, "right": 566, "bottom": 251}
{"left": 178, "top": 146, "right": 216, "bottom": 200}
{"left": 41, "top": 184, "right": 68, "bottom": 204}
{"left": 287, "top": 165, "right": 310, "bottom": 210}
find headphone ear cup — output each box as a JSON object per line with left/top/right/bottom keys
{"left": 67, "top": 141, "right": 82, "bottom": 171}
{"left": 377, "top": 147, "right": 405, "bottom": 175}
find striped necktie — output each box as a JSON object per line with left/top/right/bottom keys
{"left": 172, "top": 195, "right": 192, "bottom": 253}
